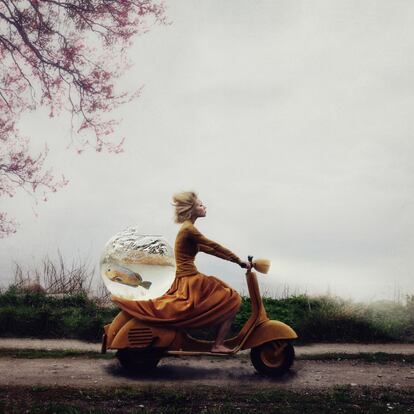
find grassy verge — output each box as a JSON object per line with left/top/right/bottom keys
{"left": 0, "top": 348, "right": 114, "bottom": 359}
{"left": 296, "top": 352, "right": 414, "bottom": 364}
{"left": 0, "top": 289, "right": 413, "bottom": 343}
{"left": 0, "top": 385, "right": 413, "bottom": 413}
{"left": 0, "top": 348, "right": 413, "bottom": 364}
{"left": 193, "top": 294, "right": 414, "bottom": 343}
{"left": 0, "top": 289, "right": 117, "bottom": 341}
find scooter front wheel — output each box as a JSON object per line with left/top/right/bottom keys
{"left": 116, "top": 348, "right": 162, "bottom": 373}
{"left": 250, "top": 340, "right": 294, "bottom": 377}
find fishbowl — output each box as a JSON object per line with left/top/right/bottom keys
{"left": 100, "top": 226, "right": 176, "bottom": 301}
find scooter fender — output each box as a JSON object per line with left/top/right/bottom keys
{"left": 241, "top": 319, "right": 298, "bottom": 350}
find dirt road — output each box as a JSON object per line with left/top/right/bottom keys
{"left": 1, "top": 340, "right": 413, "bottom": 412}
{"left": 0, "top": 339, "right": 413, "bottom": 389}
{"left": 0, "top": 354, "right": 413, "bottom": 389}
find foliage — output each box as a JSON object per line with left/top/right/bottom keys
{"left": 1, "top": 252, "right": 413, "bottom": 342}
{"left": 0, "top": 288, "right": 117, "bottom": 341}
{"left": 0, "top": 0, "right": 167, "bottom": 236}
{"left": 0, "top": 289, "right": 118, "bottom": 341}
{"left": 186, "top": 293, "right": 414, "bottom": 343}
{"left": 1, "top": 385, "right": 413, "bottom": 413}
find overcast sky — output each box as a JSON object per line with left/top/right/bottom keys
{"left": 1, "top": 0, "right": 413, "bottom": 302}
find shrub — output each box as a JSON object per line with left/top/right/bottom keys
{"left": 0, "top": 285, "right": 412, "bottom": 343}
{"left": 0, "top": 288, "right": 118, "bottom": 341}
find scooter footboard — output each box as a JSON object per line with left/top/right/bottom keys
{"left": 241, "top": 320, "right": 298, "bottom": 350}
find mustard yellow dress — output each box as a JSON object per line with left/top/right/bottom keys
{"left": 112, "top": 219, "right": 243, "bottom": 328}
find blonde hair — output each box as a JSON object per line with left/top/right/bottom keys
{"left": 171, "top": 191, "right": 198, "bottom": 223}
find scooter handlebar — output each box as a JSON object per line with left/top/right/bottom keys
{"left": 239, "top": 255, "right": 253, "bottom": 269}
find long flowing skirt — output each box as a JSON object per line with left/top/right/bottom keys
{"left": 112, "top": 273, "right": 242, "bottom": 329}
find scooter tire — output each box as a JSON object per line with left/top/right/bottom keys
{"left": 116, "top": 348, "right": 162, "bottom": 373}
{"left": 250, "top": 340, "right": 294, "bottom": 377}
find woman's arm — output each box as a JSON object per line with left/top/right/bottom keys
{"left": 188, "top": 225, "right": 243, "bottom": 265}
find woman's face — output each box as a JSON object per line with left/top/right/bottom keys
{"left": 193, "top": 198, "right": 207, "bottom": 218}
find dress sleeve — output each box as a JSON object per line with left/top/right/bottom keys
{"left": 188, "top": 225, "right": 243, "bottom": 265}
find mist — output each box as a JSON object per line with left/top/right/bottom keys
{"left": 1, "top": 0, "right": 414, "bottom": 302}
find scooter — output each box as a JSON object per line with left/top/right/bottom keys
{"left": 101, "top": 256, "right": 298, "bottom": 377}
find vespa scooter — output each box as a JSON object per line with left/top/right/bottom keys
{"left": 102, "top": 256, "right": 298, "bottom": 377}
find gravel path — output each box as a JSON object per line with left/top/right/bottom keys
{"left": 0, "top": 338, "right": 413, "bottom": 389}
{"left": 0, "top": 356, "right": 413, "bottom": 389}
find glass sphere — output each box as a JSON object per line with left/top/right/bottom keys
{"left": 100, "top": 226, "right": 176, "bottom": 300}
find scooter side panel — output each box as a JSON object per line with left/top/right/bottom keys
{"left": 241, "top": 320, "right": 298, "bottom": 350}
{"left": 110, "top": 318, "right": 176, "bottom": 349}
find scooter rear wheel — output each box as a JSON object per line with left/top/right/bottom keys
{"left": 250, "top": 340, "right": 294, "bottom": 377}
{"left": 116, "top": 348, "right": 162, "bottom": 373}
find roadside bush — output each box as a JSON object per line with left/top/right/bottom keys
{"left": 0, "top": 288, "right": 117, "bottom": 341}
{"left": 190, "top": 294, "right": 412, "bottom": 343}
{"left": 260, "top": 295, "right": 411, "bottom": 342}
{"left": 0, "top": 287, "right": 412, "bottom": 343}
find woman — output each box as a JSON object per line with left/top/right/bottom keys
{"left": 112, "top": 191, "right": 251, "bottom": 353}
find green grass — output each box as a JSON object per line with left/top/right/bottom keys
{"left": 194, "top": 293, "right": 414, "bottom": 343}
{"left": 260, "top": 294, "right": 414, "bottom": 343}
{"left": 0, "top": 288, "right": 117, "bottom": 341}
{"left": 0, "top": 385, "right": 413, "bottom": 413}
{"left": 297, "top": 352, "right": 414, "bottom": 363}
{"left": 0, "top": 348, "right": 114, "bottom": 359}
{"left": 0, "top": 288, "right": 413, "bottom": 343}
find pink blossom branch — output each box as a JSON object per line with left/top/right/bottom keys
{"left": 0, "top": 0, "right": 168, "bottom": 236}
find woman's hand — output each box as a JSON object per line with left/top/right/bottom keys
{"left": 239, "top": 260, "right": 252, "bottom": 271}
